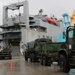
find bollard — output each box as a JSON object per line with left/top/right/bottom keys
{"left": 10, "top": 60, "right": 12, "bottom": 70}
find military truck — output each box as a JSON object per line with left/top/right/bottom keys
{"left": 0, "top": 47, "right": 12, "bottom": 59}
{"left": 24, "top": 26, "right": 75, "bottom": 72}
{"left": 24, "top": 38, "right": 52, "bottom": 62}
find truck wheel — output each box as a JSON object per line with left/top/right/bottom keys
{"left": 59, "top": 55, "right": 70, "bottom": 72}
{"left": 25, "top": 53, "right": 28, "bottom": 61}
{"left": 30, "top": 54, "right": 35, "bottom": 62}
{"left": 40, "top": 56, "right": 43, "bottom": 65}
{"left": 43, "top": 56, "right": 47, "bottom": 66}
{"left": 47, "top": 57, "right": 51, "bottom": 66}
{"left": 9, "top": 56, "right": 12, "bottom": 59}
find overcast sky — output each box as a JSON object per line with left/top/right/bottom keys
{"left": 0, "top": 0, "right": 75, "bottom": 24}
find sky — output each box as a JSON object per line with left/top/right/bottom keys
{"left": 0, "top": 0, "right": 75, "bottom": 24}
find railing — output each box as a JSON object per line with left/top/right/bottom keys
{"left": 3, "top": 35, "right": 21, "bottom": 39}
{"left": 3, "top": 29, "right": 21, "bottom": 33}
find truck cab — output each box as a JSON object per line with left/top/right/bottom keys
{"left": 59, "top": 26, "right": 75, "bottom": 72}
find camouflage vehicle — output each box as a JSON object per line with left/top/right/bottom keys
{"left": 24, "top": 26, "right": 75, "bottom": 72}
{"left": 24, "top": 38, "right": 52, "bottom": 62}
{"left": 0, "top": 47, "right": 12, "bottom": 59}
{"left": 39, "top": 42, "right": 62, "bottom": 66}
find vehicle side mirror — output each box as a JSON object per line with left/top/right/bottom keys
{"left": 63, "top": 31, "right": 66, "bottom": 38}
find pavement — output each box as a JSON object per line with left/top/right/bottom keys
{"left": 0, "top": 56, "right": 69, "bottom": 75}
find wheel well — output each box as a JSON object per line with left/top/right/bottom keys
{"left": 59, "top": 50, "right": 67, "bottom": 58}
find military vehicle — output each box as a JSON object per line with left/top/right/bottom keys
{"left": 24, "top": 38, "right": 52, "bottom": 62}
{"left": 58, "top": 26, "right": 75, "bottom": 72}
{"left": 24, "top": 26, "right": 75, "bottom": 72}
{"left": 0, "top": 47, "right": 12, "bottom": 59}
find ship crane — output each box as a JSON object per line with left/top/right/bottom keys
{"left": 59, "top": 13, "right": 70, "bottom": 42}
{"left": 62, "top": 13, "right": 70, "bottom": 32}
{"left": 70, "top": 10, "right": 75, "bottom": 26}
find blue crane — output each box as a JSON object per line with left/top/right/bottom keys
{"left": 59, "top": 13, "right": 70, "bottom": 42}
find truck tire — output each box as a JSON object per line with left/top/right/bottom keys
{"left": 42, "top": 56, "right": 47, "bottom": 66}
{"left": 9, "top": 56, "right": 12, "bottom": 59}
{"left": 25, "top": 53, "right": 28, "bottom": 61}
{"left": 40, "top": 56, "right": 43, "bottom": 65}
{"left": 47, "top": 57, "right": 51, "bottom": 66}
{"left": 43, "top": 56, "right": 51, "bottom": 66}
{"left": 30, "top": 53, "right": 35, "bottom": 62}
{"left": 59, "top": 55, "right": 70, "bottom": 72}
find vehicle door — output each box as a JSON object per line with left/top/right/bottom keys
{"left": 67, "top": 29, "right": 74, "bottom": 50}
